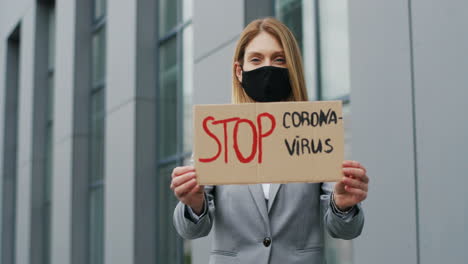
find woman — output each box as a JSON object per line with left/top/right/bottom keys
{"left": 171, "top": 17, "right": 369, "bottom": 264}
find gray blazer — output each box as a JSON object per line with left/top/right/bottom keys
{"left": 173, "top": 182, "right": 364, "bottom": 264}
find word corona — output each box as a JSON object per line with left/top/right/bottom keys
{"left": 283, "top": 108, "right": 339, "bottom": 128}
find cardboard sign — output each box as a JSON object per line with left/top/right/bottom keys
{"left": 193, "top": 101, "right": 344, "bottom": 185}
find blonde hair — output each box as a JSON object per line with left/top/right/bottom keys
{"left": 232, "top": 17, "right": 308, "bottom": 103}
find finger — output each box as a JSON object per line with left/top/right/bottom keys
{"left": 172, "top": 166, "right": 196, "bottom": 178}
{"left": 342, "top": 160, "right": 360, "bottom": 168}
{"left": 342, "top": 177, "right": 368, "bottom": 192}
{"left": 344, "top": 186, "right": 368, "bottom": 201}
{"left": 360, "top": 164, "right": 367, "bottom": 174}
{"left": 172, "top": 166, "right": 195, "bottom": 178}
{"left": 174, "top": 178, "right": 198, "bottom": 198}
{"left": 342, "top": 167, "right": 369, "bottom": 183}
{"left": 343, "top": 167, "right": 365, "bottom": 178}
{"left": 188, "top": 184, "right": 204, "bottom": 195}
{"left": 343, "top": 160, "right": 367, "bottom": 174}
{"left": 170, "top": 172, "right": 196, "bottom": 189}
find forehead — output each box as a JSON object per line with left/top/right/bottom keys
{"left": 245, "top": 31, "right": 284, "bottom": 55}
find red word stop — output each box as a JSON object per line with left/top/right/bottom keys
{"left": 199, "top": 112, "right": 276, "bottom": 164}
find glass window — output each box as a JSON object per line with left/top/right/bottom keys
{"left": 94, "top": 0, "right": 106, "bottom": 21}
{"left": 276, "top": 0, "right": 304, "bottom": 51}
{"left": 44, "top": 122, "right": 53, "bottom": 203}
{"left": 92, "top": 28, "right": 106, "bottom": 86}
{"left": 156, "top": 162, "right": 182, "bottom": 262}
{"left": 90, "top": 89, "right": 105, "bottom": 183}
{"left": 156, "top": 0, "right": 193, "bottom": 263}
{"left": 159, "top": 0, "right": 180, "bottom": 37}
{"left": 158, "top": 37, "right": 178, "bottom": 159}
{"left": 48, "top": 7, "right": 56, "bottom": 71}
{"left": 276, "top": 0, "right": 317, "bottom": 99}
{"left": 47, "top": 75, "right": 54, "bottom": 126}
{"left": 42, "top": 198, "right": 51, "bottom": 264}
{"left": 89, "top": 0, "right": 106, "bottom": 263}
{"left": 182, "top": 24, "right": 193, "bottom": 154}
{"left": 317, "top": 0, "right": 350, "bottom": 101}
{"left": 89, "top": 187, "right": 105, "bottom": 264}
{"left": 45, "top": 3, "right": 55, "bottom": 215}
{"left": 44, "top": 120, "right": 53, "bottom": 204}
{"left": 43, "top": 4, "right": 56, "bottom": 264}
{"left": 276, "top": 0, "right": 350, "bottom": 102}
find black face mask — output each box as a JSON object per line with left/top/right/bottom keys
{"left": 241, "top": 66, "right": 292, "bottom": 102}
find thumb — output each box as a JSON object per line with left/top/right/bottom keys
{"left": 196, "top": 185, "right": 205, "bottom": 194}
{"left": 334, "top": 181, "right": 346, "bottom": 195}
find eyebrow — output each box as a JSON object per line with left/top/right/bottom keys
{"left": 245, "top": 51, "right": 285, "bottom": 57}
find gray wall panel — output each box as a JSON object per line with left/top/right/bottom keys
{"left": 15, "top": 164, "right": 32, "bottom": 264}
{"left": 15, "top": 7, "right": 35, "bottom": 264}
{"left": 106, "top": 0, "right": 137, "bottom": 113}
{"left": 53, "top": 0, "right": 75, "bottom": 143}
{"left": 105, "top": 2, "right": 137, "bottom": 263}
{"left": 193, "top": 40, "right": 237, "bottom": 105}
{"left": 104, "top": 103, "right": 135, "bottom": 264}
{"left": 16, "top": 7, "right": 34, "bottom": 167}
{"left": 106, "top": 1, "right": 159, "bottom": 263}
{"left": 50, "top": 139, "right": 73, "bottom": 264}
{"left": 50, "top": 0, "right": 77, "bottom": 263}
{"left": 348, "top": 1, "right": 418, "bottom": 263}
{"left": 411, "top": 1, "right": 468, "bottom": 263}
{"left": 193, "top": 0, "right": 243, "bottom": 62}
{"left": 0, "top": 0, "right": 32, "bottom": 38}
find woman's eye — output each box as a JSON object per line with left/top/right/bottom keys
{"left": 250, "top": 58, "right": 261, "bottom": 62}
{"left": 275, "top": 57, "right": 286, "bottom": 63}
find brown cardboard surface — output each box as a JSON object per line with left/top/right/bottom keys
{"left": 193, "top": 101, "right": 344, "bottom": 185}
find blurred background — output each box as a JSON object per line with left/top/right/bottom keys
{"left": 0, "top": 0, "right": 466, "bottom": 264}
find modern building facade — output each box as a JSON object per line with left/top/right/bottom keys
{"left": 0, "top": 0, "right": 467, "bottom": 264}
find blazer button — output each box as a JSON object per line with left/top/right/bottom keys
{"left": 263, "top": 237, "right": 271, "bottom": 247}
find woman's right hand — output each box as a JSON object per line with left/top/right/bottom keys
{"left": 170, "top": 166, "right": 205, "bottom": 215}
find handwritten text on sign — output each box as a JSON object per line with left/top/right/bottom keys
{"left": 193, "top": 101, "right": 344, "bottom": 185}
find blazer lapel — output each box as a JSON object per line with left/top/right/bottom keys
{"left": 248, "top": 185, "right": 269, "bottom": 225}
{"left": 268, "top": 184, "right": 282, "bottom": 213}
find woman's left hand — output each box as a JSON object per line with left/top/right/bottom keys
{"left": 333, "top": 160, "right": 369, "bottom": 211}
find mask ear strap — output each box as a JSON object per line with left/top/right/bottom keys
{"left": 238, "top": 64, "right": 244, "bottom": 81}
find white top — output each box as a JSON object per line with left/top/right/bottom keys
{"left": 261, "top": 183, "right": 271, "bottom": 200}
